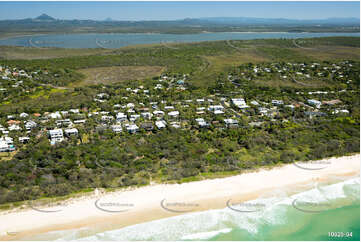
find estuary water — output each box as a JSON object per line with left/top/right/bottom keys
{"left": 0, "top": 32, "right": 359, "bottom": 49}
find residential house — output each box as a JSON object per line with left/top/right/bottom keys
{"left": 168, "top": 111, "right": 179, "bottom": 118}
{"left": 101, "top": 115, "right": 114, "bottom": 123}
{"left": 153, "top": 110, "right": 165, "bottom": 118}
{"left": 208, "top": 105, "right": 225, "bottom": 115}
{"left": 64, "top": 128, "right": 78, "bottom": 137}
{"left": 130, "top": 114, "right": 140, "bottom": 122}
{"left": 8, "top": 124, "right": 21, "bottom": 131}
{"left": 170, "top": 121, "right": 181, "bottom": 129}
{"left": 48, "top": 111, "right": 62, "bottom": 119}
{"left": 48, "top": 129, "right": 64, "bottom": 145}
{"left": 19, "top": 112, "right": 29, "bottom": 118}
{"left": 56, "top": 119, "right": 73, "bottom": 127}
{"left": 195, "top": 118, "right": 209, "bottom": 128}
{"left": 125, "top": 124, "right": 139, "bottom": 134}
{"left": 232, "top": 98, "right": 249, "bottom": 109}
{"left": 116, "top": 112, "right": 128, "bottom": 122}
{"left": 164, "top": 106, "right": 174, "bottom": 110}
{"left": 224, "top": 119, "right": 239, "bottom": 128}
{"left": 74, "top": 119, "right": 86, "bottom": 124}
{"left": 111, "top": 125, "right": 123, "bottom": 133}
{"left": 307, "top": 99, "right": 322, "bottom": 108}
{"left": 250, "top": 101, "right": 259, "bottom": 106}
{"left": 141, "top": 112, "right": 153, "bottom": 120}
{"left": 332, "top": 109, "right": 349, "bottom": 115}
{"left": 322, "top": 99, "right": 342, "bottom": 106}
{"left": 25, "top": 120, "right": 37, "bottom": 130}
{"left": 19, "top": 136, "right": 30, "bottom": 143}
{"left": 140, "top": 122, "right": 154, "bottom": 131}
{"left": 271, "top": 100, "right": 284, "bottom": 106}
{"left": 0, "top": 136, "right": 15, "bottom": 152}
{"left": 304, "top": 111, "right": 327, "bottom": 118}
{"left": 155, "top": 120, "right": 167, "bottom": 129}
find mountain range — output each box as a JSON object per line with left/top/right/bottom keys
{"left": 0, "top": 14, "right": 359, "bottom": 34}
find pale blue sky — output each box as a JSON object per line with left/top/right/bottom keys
{"left": 0, "top": 1, "right": 359, "bottom": 20}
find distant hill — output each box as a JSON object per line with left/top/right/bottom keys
{"left": 198, "top": 17, "right": 360, "bottom": 26}
{"left": 34, "top": 14, "right": 55, "bottom": 21}
{"left": 0, "top": 15, "right": 358, "bottom": 34}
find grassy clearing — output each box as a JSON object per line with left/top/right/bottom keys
{"left": 0, "top": 46, "right": 112, "bottom": 60}
{"left": 76, "top": 65, "right": 165, "bottom": 86}
{"left": 252, "top": 78, "right": 336, "bottom": 89}
{"left": 294, "top": 46, "right": 360, "bottom": 62}
{"left": 0, "top": 152, "right": 16, "bottom": 161}
{"left": 29, "top": 88, "right": 67, "bottom": 99}
{"left": 190, "top": 48, "right": 269, "bottom": 88}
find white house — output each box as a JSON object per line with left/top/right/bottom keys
{"left": 49, "top": 111, "right": 62, "bottom": 119}
{"left": 126, "top": 103, "right": 135, "bottom": 109}
{"left": 73, "top": 119, "right": 86, "bottom": 124}
{"left": 25, "top": 121, "right": 37, "bottom": 131}
{"left": 56, "top": 119, "right": 73, "bottom": 127}
{"left": 8, "top": 124, "right": 21, "bottom": 131}
{"left": 155, "top": 120, "right": 167, "bottom": 129}
{"left": 250, "top": 101, "right": 259, "bottom": 106}
{"left": 271, "top": 100, "right": 284, "bottom": 106}
{"left": 19, "top": 136, "right": 30, "bottom": 143}
{"left": 0, "top": 136, "right": 15, "bottom": 152}
{"left": 153, "top": 110, "right": 165, "bottom": 117}
{"left": 285, "top": 104, "right": 295, "bottom": 109}
{"left": 48, "top": 129, "right": 64, "bottom": 145}
{"left": 168, "top": 111, "right": 179, "bottom": 118}
{"left": 232, "top": 98, "right": 249, "bottom": 109}
{"left": 129, "top": 114, "right": 140, "bottom": 122}
{"left": 214, "top": 110, "right": 225, "bottom": 115}
{"left": 19, "top": 112, "right": 29, "bottom": 118}
{"left": 224, "top": 119, "right": 239, "bottom": 128}
{"left": 170, "top": 121, "right": 181, "bottom": 129}
{"left": 101, "top": 115, "right": 114, "bottom": 122}
{"left": 111, "top": 125, "right": 123, "bottom": 133}
{"left": 141, "top": 112, "right": 153, "bottom": 120}
{"left": 125, "top": 124, "right": 139, "bottom": 134}
{"left": 116, "top": 112, "right": 128, "bottom": 122}
{"left": 307, "top": 99, "right": 322, "bottom": 108}
{"left": 208, "top": 105, "right": 224, "bottom": 112}
{"left": 164, "top": 106, "right": 175, "bottom": 110}
{"left": 258, "top": 107, "right": 269, "bottom": 116}
{"left": 195, "top": 118, "right": 208, "bottom": 128}
{"left": 69, "top": 109, "right": 80, "bottom": 114}
{"left": 64, "top": 128, "right": 78, "bottom": 137}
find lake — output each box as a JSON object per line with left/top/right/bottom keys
{"left": 0, "top": 32, "right": 359, "bottom": 49}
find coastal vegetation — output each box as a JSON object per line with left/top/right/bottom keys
{"left": 0, "top": 37, "right": 359, "bottom": 206}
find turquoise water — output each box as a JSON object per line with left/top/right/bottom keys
{"left": 24, "top": 177, "right": 360, "bottom": 241}
{"left": 73, "top": 177, "right": 359, "bottom": 241}
{"left": 0, "top": 32, "right": 359, "bottom": 49}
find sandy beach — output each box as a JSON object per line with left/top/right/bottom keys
{"left": 0, "top": 154, "right": 359, "bottom": 241}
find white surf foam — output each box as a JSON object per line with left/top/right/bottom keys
{"left": 55, "top": 177, "right": 359, "bottom": 241}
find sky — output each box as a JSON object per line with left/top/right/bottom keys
{"left": 0, "top": 1, "right": 359, "bottom": 21}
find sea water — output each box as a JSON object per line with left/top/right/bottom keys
{"left": 25, "top": 177, "right": 360, "bottom": 241}
{"left": 45, "top": 177, "right": 358, "bottom": 241}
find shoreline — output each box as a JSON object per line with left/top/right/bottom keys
{"left": 0, "top": 154, "right": 359, "bottom": 240}
{"left": 0, "top": 32, "right": 359, "bottom": 49}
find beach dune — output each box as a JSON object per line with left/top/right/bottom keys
{"left": 0, "top": 154, "right": 359, "bottom": 241}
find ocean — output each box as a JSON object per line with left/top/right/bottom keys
{"left": 28, "top": 176, "right": 359, "bottom": 241}
{"left": 0, "top": 32, "right": 359, "bottom": 49}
